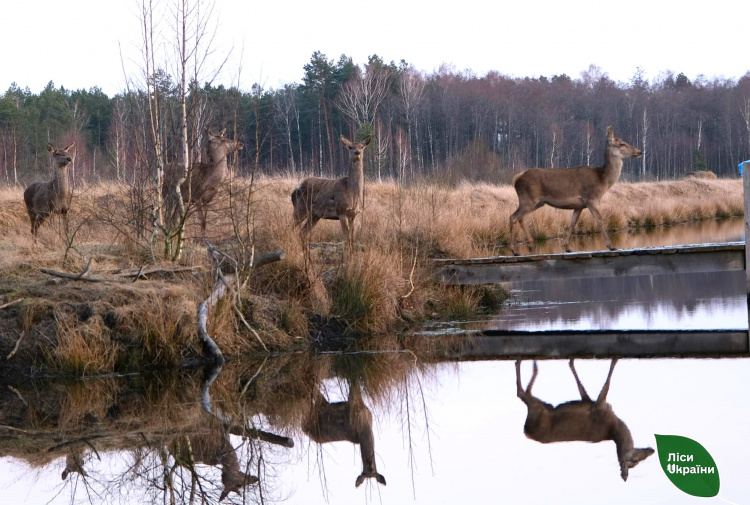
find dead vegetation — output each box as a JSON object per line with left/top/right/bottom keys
{"left": 0, "top": 175, "right": 741, "bottom": 375}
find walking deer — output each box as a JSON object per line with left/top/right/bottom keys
{"left": 23, "top": 142, "right": 75, "bottom": 237}
{"left": 291, "top": 135, "right": 372, "bottom": 249}
{"left": 169, "top": 427, "right": 259, "bottom": 501}
{"left": 302, "top": 381, "right": 386, "bottom": 487}
{"left": 509, "top": 126, "right": 642, "bottom": 255}
{"left": 168, "top": 128, "right": 243, "bottom": 233}
{"left": 515, "top": 359, "right": 653, "bottom": 481}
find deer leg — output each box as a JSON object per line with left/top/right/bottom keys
{"left": 338, "top": 214, "right": 351, "bottom": 247}
{"left": 585, "top": 202, "right": 615, "bottom": 251}
{"left": 563, "top": 208, "right": 582, "bottom": 253}
{"left": 301, "top": 215, "right": 320, "bottom": 243}
{"left": 515, "top": 360, "right": 538, "bottom": 398}
{"left": 595, "top": 358, "right": 618, "bottom": 406}
{"left": 509, "top": 204, "right": 535, "bottom": 255}
{"left": 568, "top": 359, "right": 591, "bottom": 402}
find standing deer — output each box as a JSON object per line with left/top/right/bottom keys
{"left": 291, "top": 135, "right": 372, "bottom": 248}
{"left": 509, "top": 126, "right": 642, "bottom": 255}
{"left": 23, "top": 142, "right": 75, "bottom": 237}
{"left": 302, "top": 381, "right": 386, "bottom": 487}
{"left": 169, "top": 128, "right": 243, "bottom": 233}
{"left": 169, "top": 427, "right": 259, "bottom": 501}
{"left": 515, "top": 359, "right": 654, "bottom": 481}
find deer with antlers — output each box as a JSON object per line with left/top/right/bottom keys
{"left": 168, "top": 128, "right": 243, "bottom": 233}
{"left": 509, "top": 126, "right": 642, "bottom": 255}
{"left": 516, "top": 359, "right": 654, "bottom": 481}
{"left": 291, "top": 135, "right": 372, "bottom": 249}
{"left": 302, "top": 380, "right": 386, "bottom": 487}
{"left": 23, "top": 142, "right": 75, "bottom": 237}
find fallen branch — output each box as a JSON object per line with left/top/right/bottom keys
{"left": 0, "top": 298, "right": 23, "bottom": 311}
{"left": 115, "top": 265, "right": 203, "bottom": 280}
{"left": 199, "top": 243, "right": 285, "bottom": 359}
{"left": 6, "top": 330, "right": 26, "bottom": 360}
{"left": 40, "top": 262, "right": 127, "bottom": 284}
{"left": 197, "top": 278, "right": 228, "bottom": 365}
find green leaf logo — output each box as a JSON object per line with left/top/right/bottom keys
{"left": 655, "top": 434, "right": 720, "bottom": 498}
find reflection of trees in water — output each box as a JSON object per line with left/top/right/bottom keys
{"left": 503, "top": 271, "right": 744, "bottom": 329}
{"left": 0, "top": 344, "right": 449, "bottom": 504}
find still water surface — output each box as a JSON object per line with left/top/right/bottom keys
{"left": 1, "top": 220, "right": 748, "bottom": 504}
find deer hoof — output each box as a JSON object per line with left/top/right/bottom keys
{"left": 608, "top": 245, "right": 617, "bottom": 251}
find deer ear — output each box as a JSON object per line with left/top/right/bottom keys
{"left": 47, "top": 143, "right": 55, "bottom": 152}
{"left": 355, "top": 474, "right": 365, "bottom": 487}
{"left": 606, "top": 126, "right": 614, "bottom": 140}
{"left": 340, "top": 135, "right": 351, "bottom": 147}
{"left": 376, "top": 473, "right": 386, "bottom": 485}
{"left": 219, "top": 128, "right": 226, "bottom": 136}
{"left": 362, "top": 136, "right": 372, "bottom": 146}
{"left": 64, "top": 142, "right": 76, "bottom": 152}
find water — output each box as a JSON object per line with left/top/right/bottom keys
{"left": 1, "top": 220, "right": 748, "bottom": 504}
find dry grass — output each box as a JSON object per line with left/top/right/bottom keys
{"left": 0, "top": 175, "right": 742, "bottom": 373}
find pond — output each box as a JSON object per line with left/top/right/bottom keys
{"left": 1, "top": 219, "right": 748, "bottom": 504}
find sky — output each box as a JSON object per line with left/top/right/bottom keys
{"left": 1, "top": 0, "right": 749, "bottom": 97}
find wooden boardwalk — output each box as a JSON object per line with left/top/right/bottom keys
{"left": 432, "top": 242, "right": 745, "bottom": 285}
{"left": 428, "top": 329, "right": 750, "bottom": 360}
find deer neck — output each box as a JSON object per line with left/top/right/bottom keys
{"left": 357, "top": 424, "right": 378, "bottom": 474}
{"left": 601, "top": 148, "right": 624, "bottom": 188}
{"left": 52, "top": 166, "right": 71, "bottom": 198}
{"left": 348, "top": 156, "right": 365, "bottom": 202}
{"left": 612, "top": 417, "right": 635, "bottom": 461}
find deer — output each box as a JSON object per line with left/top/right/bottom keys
{"left": 509, "top": 126, "right": 642, "bottom": 255}
{"left": 302, "top": 381, "right": 386, "bottom": 488}
{"left": 515, "top": 359, "right": 654, "bottom": 481}
{"left": 23, "top": 142, "right": 75, "bottom": 237}
{"left": 167, "top": 128, "right": 243, "bottom": 233}
{"left": 169, "top": 426, "right": 259, "bottom": 502}
{"left": 291, "top": 135, "right": 372, "bottom": 249}
{"left": 61, "top": 450, "right": 88, "bottom": 480}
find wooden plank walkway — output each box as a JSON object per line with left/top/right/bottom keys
{"left": 432, "top": 242, "right": 745, "bottom": 285}
{"left": 428, "top": 329, "right": 750, "bottom": 360}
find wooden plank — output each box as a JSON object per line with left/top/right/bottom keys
{"left": 430, "top": 329, "right": 750, "bottom": 360}
{"left": 433, "top": 243, "right": 745, "bottom": 284}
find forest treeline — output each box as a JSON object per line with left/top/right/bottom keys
{"left": 2, "top": 52, "right": 750, "bottom": 186}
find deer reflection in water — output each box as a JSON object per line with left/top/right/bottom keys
{"left": 168, "top": 425, "right": 259, "bottom": 501}
{"left": 303, "top": 381, "right": 386, "bottom": 487}
{"left": 515, "top": 359, "right": 654, "bottom": 481}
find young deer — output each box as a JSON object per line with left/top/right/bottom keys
{"left": 302, "top": 381, "right": 386, "bottom": 487}
{"left": 169, "top": 427, "right": 259, "bottom": 501}
{"left": 23, "top": 142, "right": 75, "bottom": 237}
{"left": 509, "top": 126, "right": 642, "bottom": 255}
{"left": 291, "top": 135, "right": 372, "bottom": 248}
{"left": 168, "top": 128, "right": 243, "bottom": 233}
{"left": 516, "top": 359, "right": 653, "bottom": 481}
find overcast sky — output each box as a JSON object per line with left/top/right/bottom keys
{"left": 2, "top": 0, "right": 748, "bottom": 97}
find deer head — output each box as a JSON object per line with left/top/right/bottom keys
{"left": 206, "top": 128, "right": 243, "bottom": 163}
{"left": 606, "top": 126, "right": 642, "bottom": 160}
{"left": 47, "top": 142, "right": 75, "bottom": 168}
{"left": 619, "top": 447, "right": 655, "bottom": 481}
{"left": 340, "top": 135, "right": 372, "bottom": 162}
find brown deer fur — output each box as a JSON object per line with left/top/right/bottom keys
{"left": 302, "top": 382, "right": 386, "bottom": 487}
{"left": 509, "top": 126, "right": 642, "bottom": 255}
{"left": 23, "top": 142, "right": 75, "bottom": 237}
{"left": 168, "top": 128, "right": 243, "bottom": 233}
{"left": 516, "top": 359, "right": 654, "bottom": 481}
{"left": 170, "top": 428, "right": 258, "bottom": 501}
{"left": 291, "top": 135, "right": 372, "bottom": 248}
